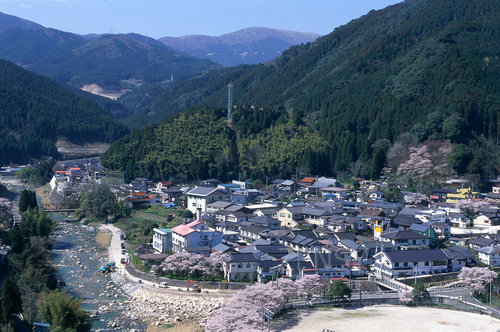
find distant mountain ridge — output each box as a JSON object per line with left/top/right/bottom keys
{"left": 0, "top": 11, "right": 44, "bottom": 32}
{"left": 159, "top": 27, "right": 320, "bottom": 66}
{"left": 0, "top": 12, "right": 220, "bottom": 93}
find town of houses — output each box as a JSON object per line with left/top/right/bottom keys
{"left": 17, "top": 159, "right": 500, "bottom": 285}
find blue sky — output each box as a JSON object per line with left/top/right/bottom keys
{"left": 0, "top": 0, "right": 402, "bottom": 38}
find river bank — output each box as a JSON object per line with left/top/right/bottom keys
{"left": 51, "top": 221, "right": 146, "bottom": 331}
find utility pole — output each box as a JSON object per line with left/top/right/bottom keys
{"left": 490, "top": 279, "right": 492, "bottom": 306}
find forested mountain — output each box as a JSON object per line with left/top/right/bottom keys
{"left": 159, "top": 27, "right": 320, "bottom": 67}
{"left": 106, "top": 0, "right": 499, "bottom": 183}
{"left": 103, "top": 106, "right": 327, "bottom": 182}
{"left": 0, "top": 60, "right": 129, "bottom": 164}
{"left": 0, "top": 12, "right": 220, "bottom": 93}
{"left": 0, "top": 11, "right": 44, "bottom": 32}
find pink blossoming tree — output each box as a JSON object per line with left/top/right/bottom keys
{"left": 160, "top": 252, "right": 227, "bottom": 280}
{"left": 205, "top": 275, "right": 324, "bottom": 331}
{"left": 458, "top": 267, "right": 498, "bottom": 294}
{"left": 398, "top": 288, "right": 413, "bottom": 304}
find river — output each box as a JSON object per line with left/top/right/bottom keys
{"left": 0, "top": 177, "right": 145, "bottom": 330}
{"left": 50, "top": 217, "right": 146, "bottom": 331}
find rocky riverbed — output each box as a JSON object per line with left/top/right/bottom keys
{"left": 113, "top": 272, "right": 230, "bottom": 329}
{"left": 52, "top": 221, "right": 233, "bottom": 331}
{"left": 51, "top": 221, "right": 145, "bottom": 331}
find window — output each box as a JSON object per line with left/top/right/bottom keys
{"left": 414, "top": 262, "right": 418, "bottom": 266}
{"left": 238, "top": 264, "right": 242, "bottom": 268}
{"left": 424, "top": 262, "right": 429, "bottom": 266}
{"left": 404, "top": 262, "right": 408, "bottom": 267}
{"left": 192, "top": 202, "right": 196, "bottom": 207}
{"left": 280, "top": 213, "right": 285, "bottom": 218}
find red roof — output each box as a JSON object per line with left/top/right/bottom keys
{"left": 69, "top": 167, "right": 81, "bottom": 170}
{"left": 56, "top": 170, "right": 70, "bottom": 173}
{"left": 172, "top": 221, "right": 200, "bottom": 236}
{"left": 300, "top": 177, "right": 316, "bottom": 183}
{"left": 330, "top": 277, "right": 349, "bottom": 282}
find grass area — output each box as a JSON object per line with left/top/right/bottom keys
{"left": 130, "top": 249, "right": 151, "bottom": 273}
{"left": 115, "top": 216, "right": 156, "bottom": 247}
{"left": 35, "top": 184, "right": 51, "bottom": 207}
{"left": 101, "top": 170, "right": 125, "bottom": 186}
{"left": 95, "top": 229, "right": 112, "bottom": 249}
{"left": 475, "top": 292, "right": 500, "bottom": 307}
{"left": 133, "top": 205, "right": 183, "bottom": 221}
{"left": 116, "top": 205, "right": 182, "bottom": 247}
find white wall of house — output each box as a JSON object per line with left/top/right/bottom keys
{"left": 374, "top": 254, "right": 448, "bottom": 278}
{"left": 152, "top": 229, "right": 172, "bottom": 253}
{"left": 224, "top": 262, "right": 258, "bottom": 281}
{"left": 478, "top": 251, "right": 500, "bottom": 267}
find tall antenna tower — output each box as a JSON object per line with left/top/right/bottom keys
{"left": 227, "top": 83, "right": 233, "bottom": 123}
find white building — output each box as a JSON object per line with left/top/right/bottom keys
{"left": 152, "top": 228, "right": 172, "bottom": 253}
{"left": 477, "top": 245, "right": 500, "bottom": 267}
{"left": 373, "top": 249, "right": 450, "bottom": 278}
{"left": 186, "top": 186, "right": 229, "bottom": 214}
{"left": 171, "top": 221, "right": 222, "bottom": 254}
{"left": 223, "top": 253, "right": 258, "bottom": 282}
{"left": 380, "top": 230, "right": 430, "bottom": 250}
{"left": 415, "top": 209, "right": 447, "bottom": 223}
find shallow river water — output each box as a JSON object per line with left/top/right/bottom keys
{"left": 50, "top": 218, "right": 146, "bottom": 331}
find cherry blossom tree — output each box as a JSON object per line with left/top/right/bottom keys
{"left": 396, "top": 143, "right": 451, "bottom": 179}
{"left": 295, "top": 274, "right": 322, "bottom": 298}
{"left": 403, "top": 192, "right": 429, "bottom": 206}
{"left": 160, "top": 252, "right": 227, "bottom": 280}
{"left": 205, "top": 282, "right": 285, "bottom": 332}
{"left": 458, "top": 267, "right": 498, "bottom": 294}
{"left": 205, "top": 275, "right": 325, "bottom": 331}
{"left": 456, "top": 200, "right": 490, "bottom": 214}
{"left": 398, "top": 288, "right": 413, "bottom": 304}
{"left": 397, "top": 146, "right": 433, "bottom": 178}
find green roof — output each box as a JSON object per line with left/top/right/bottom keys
{"left": 155, "top": 227, "right": 172, "bottom": 234}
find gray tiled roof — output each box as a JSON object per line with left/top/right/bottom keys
{"left": 309, "top": 252, "right": 346, "bottom": 268}
{"left": 384, "top": 249, "right": 447, "bottom": 263}
{"left": 229, "top": 253, "right": 257, "bottom": 262}
{"left": 381, "top": 230, "right": 429, "bottom": 240}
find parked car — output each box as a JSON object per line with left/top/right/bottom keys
{"left": 157, "top": 282, "right": 168, "bottom": 288}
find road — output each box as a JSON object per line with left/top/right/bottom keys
{"left": 99, "top": 223, "right": 226, "bottom": 293}
{"left": 98, "top": 224, "right": 158, "bottom": 287}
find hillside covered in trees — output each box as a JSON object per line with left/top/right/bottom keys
{"left": 102, "top": 107, "right": 328, "bottom": 182}
{"left": 0, "top": 60, "right": 129, "bottom": 164}
{"left": 109, "top": 0, "right": 499, "bottom": 184}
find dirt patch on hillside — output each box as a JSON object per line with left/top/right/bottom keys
{"left": 56, "top": 139, "right": 110, "bottom": 157}
{"left": 35, "top": 184, "right": 52, "bottom": 207}
{"left": 95, "top": 229, "right": 112, "bottom": 249}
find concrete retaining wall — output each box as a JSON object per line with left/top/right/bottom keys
{"left": 125, "top": 262, "right": 247, "bottom": 290}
